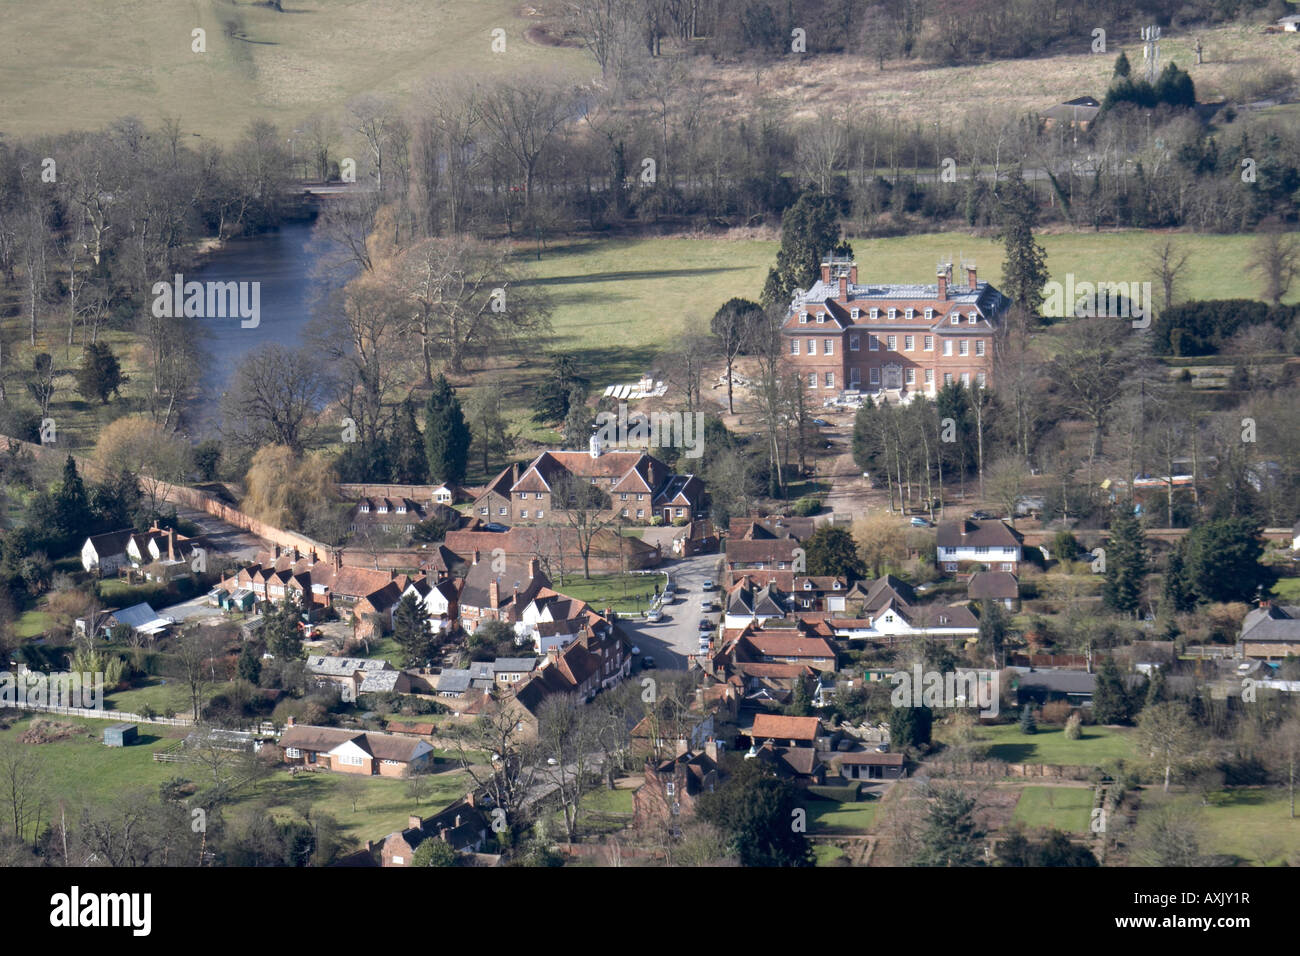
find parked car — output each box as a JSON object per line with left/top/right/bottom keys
{"left": 812, "top": 418, "right": 831, "bottom": 427}
{"left": 702, "top": 579, "right": 717, "bottom": 591}
{"left": 701, "top": 600, "right": 721, "bottom": 613}
{"left": 698, "top": 619, "right": 714, "bottom": 631}
{"left": 970, "top": 510, "right": 996, "bottom": 520}
{"left": 646, "top": 608, "right": 663, "bottom": 623}
{"left": 641, "top": 656, "right": 656, "bottom": 670}
{"left": 910, "top": 516, "right": 931, "bottom": 527}
{"left": 484, "top": 522, "right": 509, "bottom": 533}
{"left": 661, "top": 588, "right": 675, "bottom": 603}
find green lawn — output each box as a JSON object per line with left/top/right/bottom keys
{"left": 0, "top": 0, "right": 587, "bottom": 144}
{"left": 1012, "top": 785, "right": 1095, "bottom": 833}
{"left": 549, "top": 571, "right": 667, "bottom": 615}
{"left": 15, "top": 610, "right": 52, "bottom": 639}
{"left": 955, "top": 723, "right": 1135, "bottom": 766}
{"left": 104, "top": 678, "right": 218, "bottom": 717}
{"left": 1140, "top": 788, "right": 1300, "bottom": 866}
{"left": 807, "top": 799, "right": 877, "bottom": 834}
{"left": 812, "top": 843, "right": 847, "bottom": 866}
{"left": 582, "top": 786, "right": 635, "bottom": 814}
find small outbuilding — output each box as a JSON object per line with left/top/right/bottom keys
{"left": 103, "top": 723, "right": 139, "bottom": 747}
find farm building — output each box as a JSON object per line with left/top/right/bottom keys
{"left": 103, "top": 723, "right": 139, "bottom": 747}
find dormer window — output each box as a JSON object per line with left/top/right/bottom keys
{"left": 850, "top": 308, "right": 860, "bottom": 319}
{"left": 888, "top": 308, "right": 897, "bottom": 319}
{"left": 799, "top": 311, "right": 809, "bottom": 323}
{"left": 377, "top": 502, "right": 389, "bottom": 514}
{"left": 359, "top": 502, "right": 370, "bottom": 513}
{"left": 396, "top": 502, "right": 407, "bottom": 513}
{"left": 816, "top": 313, "right": 825, "bottom": 323}
{"left": 950, "top": 313, "right": 960, "bottom": 324}
{"left": 925, "top": 308, "right": 934, "bottom": 320}
{"left": 869, "top": 308, "right": 879, "bottom": 319}
{"left": 968, "top": 312, "right": 978, "bottom": 324}
{"left": 905, "top": 308, "right": 914, "bottom": 319}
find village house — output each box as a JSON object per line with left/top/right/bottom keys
{"left": 936, "top": 518, "right": 1024, "bottom": 573}
{"left": 723, "top": 515, "right": 816, "bottom": 590}
{"left": 348, "top": 496, "right": 460, "bottom": 537}
{"left": 380, "top": 799, "right": 490, "bottom": 866}
{"left": 632, "top": 742, "right": 723, "bottom": 834}
{"left": 782, "top": 255, "right": 1009, "bottom": 401}
{"left": 825, "top": 598, "right": 981, "bottom": 644}
{"left": 456, "top": 553, "right": 551, "bottom": 633}
{"left": 472, "top": 444, "right": 704, "bottom": 526}
{"left": 278, "top": 723, "right": 433, "bottom": 775}
{"left": 836, "top": 751, "right": 906, "bottom": 782}
{"left": 1238, "top": 602, "right": 1300, "bottom": 660}
{"left": 80, "top": 529, "right": 135, "bottom": 575}
{"left": 304, "top": 656, "right": 410, "bottom": 698}
{"left": 741, "top": 714, "right": 825, "bottom": 784}
{"left": 723, "top": 577, "right": 791, "bottom": 629}
{"left": 719, "top": 624, "right": 838, "bottom": 673}
{"left": 967, "top": 570, "right": 1020, "bottom": 610}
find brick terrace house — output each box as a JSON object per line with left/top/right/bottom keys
{"left": 633, "top": 742, "right": 722, "bottom": 833}
{"left": 782, "top": 255, "right": 1009, "bottom": 400}
{"left": 473, "top": 444, "right": 704, "bottom": 526}
{"left": 456, "top": 553, "right": 551, "bottom": 633}
{"left": 380, "top": 800, "right": 489, "bottom": 865}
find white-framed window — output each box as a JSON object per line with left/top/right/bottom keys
{"left": 790, "top": 339, "right": 800, "bottom": 355}
{"left": 975, "top": 339, "right": 985, "bottom": 356}
{"left": 286, "top": 748, "right": 301, "bottom": 759}
{"left": 339, "top": 753, "right": 365, "bottom": 766}
{"left": 924, "top": 335, "right": 934, "bottom": 351}
{"left": 905, "top": 308, "right": 914, "bottom": 319}
{"left": 665, "top": 781, "right": 675, "bottom": 796}
{"left": 825, "top": 372, "right": 834, "bottom": 388}
{"left": 518, "top": 492, "right": 527, "bottom": 500}
{"left": 520, "top": 510, "right": 528, "bottom": 518}
{"left": 636, "top": 509, "right": 644, "bottom": 518}
{"left": 869, "top": 307, "right": 879, "bottom": 319}
{"left": 850, "top": 367, "right": 861, "bottom": 386}
{"left": 816, "top": 313, "right": 825, "bottom": 323}
{"left": 888, "top": 308, "right": 897, "bottom": 319}
{"left": 498, "top": 507, "right": 508, "bottom": 516}
{"left": 945, "top": 562, "right": 958, "bottom": 572}
{"left": 637, "top": 493, "right": 645, "bottom": 500}
{"left": 824, "top": 339, "right": 834, "bottom": 355}
{"left": 808, "top": 372, "right": 817, "bottom": 388}
{"left": 968, "top": 312, "right": 978, "bottom": 324}
{"left": 976, "top": 371, "right": 986, "bottom": 386}
{"left": 620, "top": 493, "right": 628, "bottom": 500}
{"left": 962, "top": 372, "right": 971, "bottom": 385}
{"left": 925, "top": 308, "right": 934, "bottom": 320}
{"left": 886, "top": 335, "right": 896, "bottom": 350}
{"left": 392, "top": 856, "right": 405, "bottom": 865}
{"left": 676, "top": 508, "right": 684, "bottom": 516}
{"left": 851, "top": 307, "right": 860, "bottom": 319}
{"left": 904, "top": 335, "right": 914, "bottom": 351}
{"left": 849, "top": 333, "right": 860, "bottom": 351}
{"left": 480, "top": 507, "right": 488, "bottom": 516}
{"left": 621, "top": 508, "right": 629, "bottom": 517}
{"left": 944, "top": 373, "right": 954, "bottom": 385}
{"left": 869, "top": 334, "right": 879, "bottom": 351}
{"left": 799, "top": 311, "right": 808, "bottom": 323}
{"left": 959, "top": 339, "right": 969, "bottom": 356}
{"left": 950, "top": 313, "right": 960, "bottom": 325}
{"left": 943, "top": 340, "right": 953, "bottom": 356}
{"left": 536, "top": 510, "right": 543, "bottom": 519}
{"left": 924, "top": 368, "right": 934, "bottom": 385}
{"left": 870, "top": 367, "right": 880, "bottom": 385}
{"left": 905, "top": 368, "right": 915, "bottom": 385}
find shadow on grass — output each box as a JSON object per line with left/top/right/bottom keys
{"left": 987, "top": 743, "right": 1037, "bottom": 762}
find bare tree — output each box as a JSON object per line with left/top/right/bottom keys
{"left": 480, "top": 76, "right": 576, "bottom": 227}
{"left": 1247, "top": 225, "right": 1300, "bottom": 307}
{"left": 1146, "top": 238, "right": 1190, "bottom": 313}
{"left": 0, "top": 739, "right": 46, "bottom": 847}
{"left": 220, "top": 345, "right": 325, "bottom": 455}
{"left": 551, "top": 474, "right": 620, "bottom": 579}
{"left": 537, "top": 693, "right": 599, "bottom": 843}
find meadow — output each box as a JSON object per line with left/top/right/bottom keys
{"left": 1011, "top": 785, "right": 1096, "bottom": 833}
{"left": 946, "top": 721, "right": 1135, "bottom": 766}
{"left": 1138, "top": 788, "right": 1300, "bottom": 865}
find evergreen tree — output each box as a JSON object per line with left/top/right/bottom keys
{"left": 74, "top": 341, "right": 124, "bottom": 405}
{"left": 1144, "top": 667, "right": 1166, "bottom": 708}
{"left": 390, "top": 397, "right": 430, "bottom": 484}
{"left": 1163, "top": 539, "right": 1195, "bottom": 613}
{"left": 238, "top": 643, "right": 263, "bottom": 684}
{"left": 786, "top": 675, "right": 814, "bottom": 718}
{"left": 1103, "top": 508, "right": 1147, "bottom": 616}
{"left": 393, "top": 592, "right": 436, "bottom": 668}
{"left": 533, "top": 353, "right": 588, "bottom": 424}
{"left": 996, "top": 166, "right": 1050, "bottom": 319}
{"left": 914, "top": 786, "right": 986, "bottom": 867}
{"left": 1183, "top": 518, "right": 1275, "bottom": 604}
{"left": 1092, "top": 656, "right": 1131, "bottom": 725}
{"left": 760, "top": 191, "right": 851, "bottom": 307}
{"left": 890, "top": 702, "right": 933, "bottom": 749}
{"left": 803, "top": 525, "right": 865, "bottom": 581}
{"left": 53, "top": 455, "right": 92, "bottom": 546}
{"left": 696, "top": 759, "right": 814, "bottom": 867}
{"left": 423, "top": 375, "right": 471, "bottom": 485}
{"left": 263, "top": 594, "right": 303, "bottom": 660}
{"left": 1113, "top": 51, "right": 1131, "bottom": 78}
{"left": 977, "top": 600, "right": 1008, "bottom": 666}
{"left": 1019, "top": 703, "right": 1037, "bottom": 735}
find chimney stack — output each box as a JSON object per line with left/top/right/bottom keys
{"left": 849, "top": 263, "right": 858, "bottom": 284}
{"left": 408, "top": 815, "right": 422, "bottom": 830}
{"left": 528, "top": 557, "right": 539, "bottom": 580}
{"left": 167, "top": 528, "right": 176, "bottom": 561}
{"left": 439, "top": 827, "right": 451, "bottom": 843}
{"left": 472, "top": 549, "right": 481, "bottom": 566}
{"left": 967, "top": 263, "right": 977, "bottom": 290}
{"left": 838, "top": 274, "right": 848, "bottom": 300}
{"left": 489, "top": 580, "right": 500, "bottom": 609}
{"left": 705, "top": 738, "right": 719, "bottom": 763}
{"left": 286, "top": 715, "right": 295, "bottom": 727}
{"left": 274, "top": 544, "right": 281, "bottom": 559}
{"left": 937, "top": 261, "right": 950, "bottom": 300}
{"left": 820, "top": 260, "right": 831, "bottom": 283}
{"left": 454, "top": 814, "right": 462, "bottom": 828}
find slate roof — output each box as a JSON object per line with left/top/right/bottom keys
{"left": 968, "top": 571, "right": 1020, "bottom": 600}
{"left": 306, "top": 656, "right": 392, "bottom": 677}
{"left": 1240, "top": 605, "right": 1300, "bottom": 642}
{"left": 936, "top": 519, "right": 1024, "bottom": 549}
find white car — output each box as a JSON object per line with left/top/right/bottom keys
{"left": 646, "top": 608, "right": 663, "bottom": 623}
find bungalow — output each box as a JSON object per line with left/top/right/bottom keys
{"left": 81, "top": 529, "right": 135, "bottom": 575}
{"left": 278, "top": 724, "right": 433, "bottom": 775}
{"left": 936, "top": 519, "right": 1023, "bottom": 574}
{"left": 1011, "top": 669, "right": 1096, "bottom": 708}
{"left": 1238, "top": 603, "right": 1300, "bottom": 660}
{"left": 837, "top": 751, "right": 906, "bottom": 781}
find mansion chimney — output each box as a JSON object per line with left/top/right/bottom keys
{"left": 849, "top": 263, "right": 858, "bottom": 284}
{"left": 528, "top": 557, "right": 539, "bottom": 580}
{"left": 966, "top": 263, "right": 978, "bottom": 290}
{"left": 838, "top": 273, "right": 848, "bottom": 300}
{"left": 820, "top": 261, "right": 831, "bottom": 283}
{"left": 936, "top": 261, "right": 950, "bottom": 300}
{"left": 408, "top": 815, "right": 422, "bottom": 830}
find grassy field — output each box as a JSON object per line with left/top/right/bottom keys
{"left": 807, "top": 799, "right": 877, "bottom": 834}
{"left": 1012, "top": 785, "right": 1095, "bottom": 833}
{"left": 15, "top": 610, "right": 53, "bottom": 639}
{"left": 0, "top": 0, "right": 587, "bottom": 143}
{"left": 958, "top": 722, "right": 1135, "bottom": 766}
{"left": 104, "top": 678, "right": 218, "bottom": 717}
{"left": 1140, "top": 788, "right": 1300, "bottom": 865}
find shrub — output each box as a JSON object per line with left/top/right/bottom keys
{"left": 1064, "top": 712, "right": 1082, "bottom": 739}
{"left": 1041, "top": 700, "right": 1073, "bottom": 725}
{"left": 790, "top": 496, "right": 823, "bottom": 516}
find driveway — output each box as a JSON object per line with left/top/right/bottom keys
{"left": 618, "top": 551, "right": 724, "bottom": 671}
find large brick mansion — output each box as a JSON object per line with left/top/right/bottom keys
{"left": 782, "top": 256, "right": 1010, "bottom": 399}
